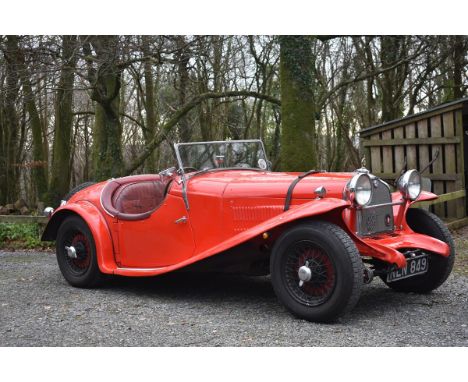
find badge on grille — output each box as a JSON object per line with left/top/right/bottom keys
{"left": 385, "top": 214, "right": 392, "bottom": 226}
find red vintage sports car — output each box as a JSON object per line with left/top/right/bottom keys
{"left": 41, "top": 140, "right": 454, "bottom": 322}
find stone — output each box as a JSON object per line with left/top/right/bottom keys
{"left": 14, "top": 199, "right": 27, "bottom": 210}
{"left": 5, "top": 204, "right": 15, "bottom": 213}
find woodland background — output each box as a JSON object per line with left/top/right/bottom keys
{"left": 0, "top": 35, "right": 467, "bottom": 209}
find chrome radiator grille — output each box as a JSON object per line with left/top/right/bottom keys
{"left": 356, "top": 178, "right": 394, "bottom": 236}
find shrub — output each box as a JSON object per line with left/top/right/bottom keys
{"left": 0, "top": 223, "right": 52, "bottom": 250}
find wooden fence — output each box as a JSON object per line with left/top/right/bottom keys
{"left": 361, "top": 98, "right": 468, "bottom": 222}
{"left": 0, "top": 215, "right": 47, "bottom": 224}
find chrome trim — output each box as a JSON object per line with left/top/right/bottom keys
{"left": 173, "top": 144, "right": 190, "bottom": 211}
{"left": 64, "top": 246, "right": 77, "bottom": 259}
{"left": 43, "top": 207, "right": 54, "bottom": 217}
{"left": 360, "top": 200, "right": 405, "bottom": 210}
{"left": 298, "top": 261, "right": 311, "bottom": 287}
{"left": 355, "top": 177, "right": 395, "bottom": 236}
{"left": 345, "top": 173, "right": 373, "bottom": 206}
{"left": 356, "top": 167, "right": 369, "bottom": 174}
{"left": 116, "top": 267, "right": 165, "bottom": 272}
{"left": 314, "top": 186, "right": 326, "bottom": 198}
{"left": 175, "top": 216, "right": 188, "bottom": 224}
{"left": 398, "top": 169, "right": 422, "bottom": 201}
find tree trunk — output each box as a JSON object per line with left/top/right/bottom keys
{"left": 176, "top": 36, "right": 191, "bottom": 142}
{"left": 379, "top": 36, "right": 407, "bottom": 122}
{"left": 47, "top": 36, "right": 78, "bottom": 206}
{"left": 1, "top": 37, "right": 20, "bottom": 204}
{"left": 15, "top": 43, "right": 49, "bottom": 201}
{"left": 142, "top": 36, "right": 157, "bottom": 173}
{"left": 84, "top": 36, "right": 124, "bottom": 181}
{"left": 279, "top": 36, "right": 316, "bottom": 171}
{"left": 452, "top": 36, "right": 465, "bottom": 100}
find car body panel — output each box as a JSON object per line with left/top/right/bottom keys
{"left": 114, "top": 197, "right": 350, "bottom": 276}
{"left": 43, "top": 200, "right": 117, "bottom": 274}
{"left": 117, "top": 193, "right": 195, "bottom": 267}
{"left": 42, "top": 168, "right": 449, "bottom": 276}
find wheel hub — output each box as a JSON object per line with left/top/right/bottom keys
{"left": 298, "top": 261, "right": 312, "bottom": 287}
{"left": 65, "top": 245, "right": 77, "bottom": 259}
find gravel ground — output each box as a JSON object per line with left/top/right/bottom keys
{"left": 0, "top": 247, "right": 467, "bottom": 347}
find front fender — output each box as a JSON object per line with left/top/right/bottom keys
{"left": 191, "top": 198, "right": 351, "bottom": 262}
{"left": 114, "top": 198, "right": 351, "bottom": 277}
{"left": 41, "top": 201, "right": 117, "bottom": 274}
{"left": 412, "top": 190, "right": 438, "bottom": 204}
{"left": 349, "top": 191, "right": 447, "bottom": 268}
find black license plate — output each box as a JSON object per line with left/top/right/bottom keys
{"left": 386, "top": 255, "right": 428, "bottom": 283}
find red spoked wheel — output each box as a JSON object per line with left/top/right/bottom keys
{"left": 270, "top": 222, "right": 363, "bottom": 322}
{"left": 284, "top": 241, "right": 337, "bottom": 307}
{"left": 64, "top": 233, "right": 92, "bottom": 275}
{"left": 56, "top": 215, "right": 104, "bottom": 287}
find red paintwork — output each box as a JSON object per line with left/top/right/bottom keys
{"left": 44, "top": 170, "right": 449, "bottom": 276}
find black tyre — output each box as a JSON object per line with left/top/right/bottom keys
{"left": 56, "top": 215, "right": 104, "bottom": 287}
{"left": 270, "top": 221, "right": 363, "bottom": 323}
{"left": 62, "top": 182, "right": 96, "bottom": 202}
{"left": 382, "top": 208, "right": 455, "bottom": 293}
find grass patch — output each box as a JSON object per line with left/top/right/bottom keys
{"left": 0, "top": 223, "right": 52, "bottom": 250}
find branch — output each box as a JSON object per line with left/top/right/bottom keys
{"left": 125, "top": 90, "right": 281, "bottom": 174}
{"left": 318, "top": 48, "right": 425, "bottom": 109}
{"left": 73, "top": 110, "right": 145, "bottom": 130}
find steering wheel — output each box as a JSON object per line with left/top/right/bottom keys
{"left": 234, "top": 163, "right": 251, "bottom": 168}
{"left": 159, "top": 166, "right": 177, "bottom": 177}
{"left": 179, "top": 167, "right": 199, "bottom": 174}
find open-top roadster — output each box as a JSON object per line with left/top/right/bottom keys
{"left": 42, "top": 139, "right": 455, "bottom": 322}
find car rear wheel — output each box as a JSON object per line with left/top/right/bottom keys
{"left": 381, "top": 208, "right": 455, "bottom": 293}
{"left": 270, "top": 221, "right": 363, "bottom": 323}
{"left": 56, "top": 215, "right": 104, "bottom": 287}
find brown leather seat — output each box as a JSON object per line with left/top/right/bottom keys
{"left": 112, "top": 181, "right": 166, "bottom": 215}
{"left": 101, "top": 175, "right": 169, "bottom": 220}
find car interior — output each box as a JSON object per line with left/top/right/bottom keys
{"left": 100, "top": 174, "right": 171, "bottom": 220}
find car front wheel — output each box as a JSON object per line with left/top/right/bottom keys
{"left": 381, "top": 208, "right": 455, "bottom": 293}
{"left": 270, "top": 221, "right": 363, "bottom": 323}
{"left": 56, "top": 215, "right": 104, "bottom": 287}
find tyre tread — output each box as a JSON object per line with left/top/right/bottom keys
{"left": 270, "top": 220, "right": 363, "bottom": 322}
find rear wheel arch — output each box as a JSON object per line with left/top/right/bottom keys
{"left": 42, "top": 205, "right": 116, "bottom": 274}
{"left": 42, "top": 209, "right": 81, "bottom": 241}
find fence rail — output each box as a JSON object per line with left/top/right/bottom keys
{"left": 0, "top": 215, "right": 48, "bottom": 224}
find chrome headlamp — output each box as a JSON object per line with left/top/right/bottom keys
{"left": 346, "top": 173, "right": 373, "bottom": 206}
{"left": 398, "top": 169, "right": 421, "bottom": 200}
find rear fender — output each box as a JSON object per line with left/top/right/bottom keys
{"left": 41, "top": 201, "right": 116, "bottom": 274}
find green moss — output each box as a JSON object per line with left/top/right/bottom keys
{"left": 279, "top": 36, "right": 317, "bottom": 171}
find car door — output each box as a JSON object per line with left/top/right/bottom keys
{"left": 116, "top": 193, "right": 195, "bottom": 268}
